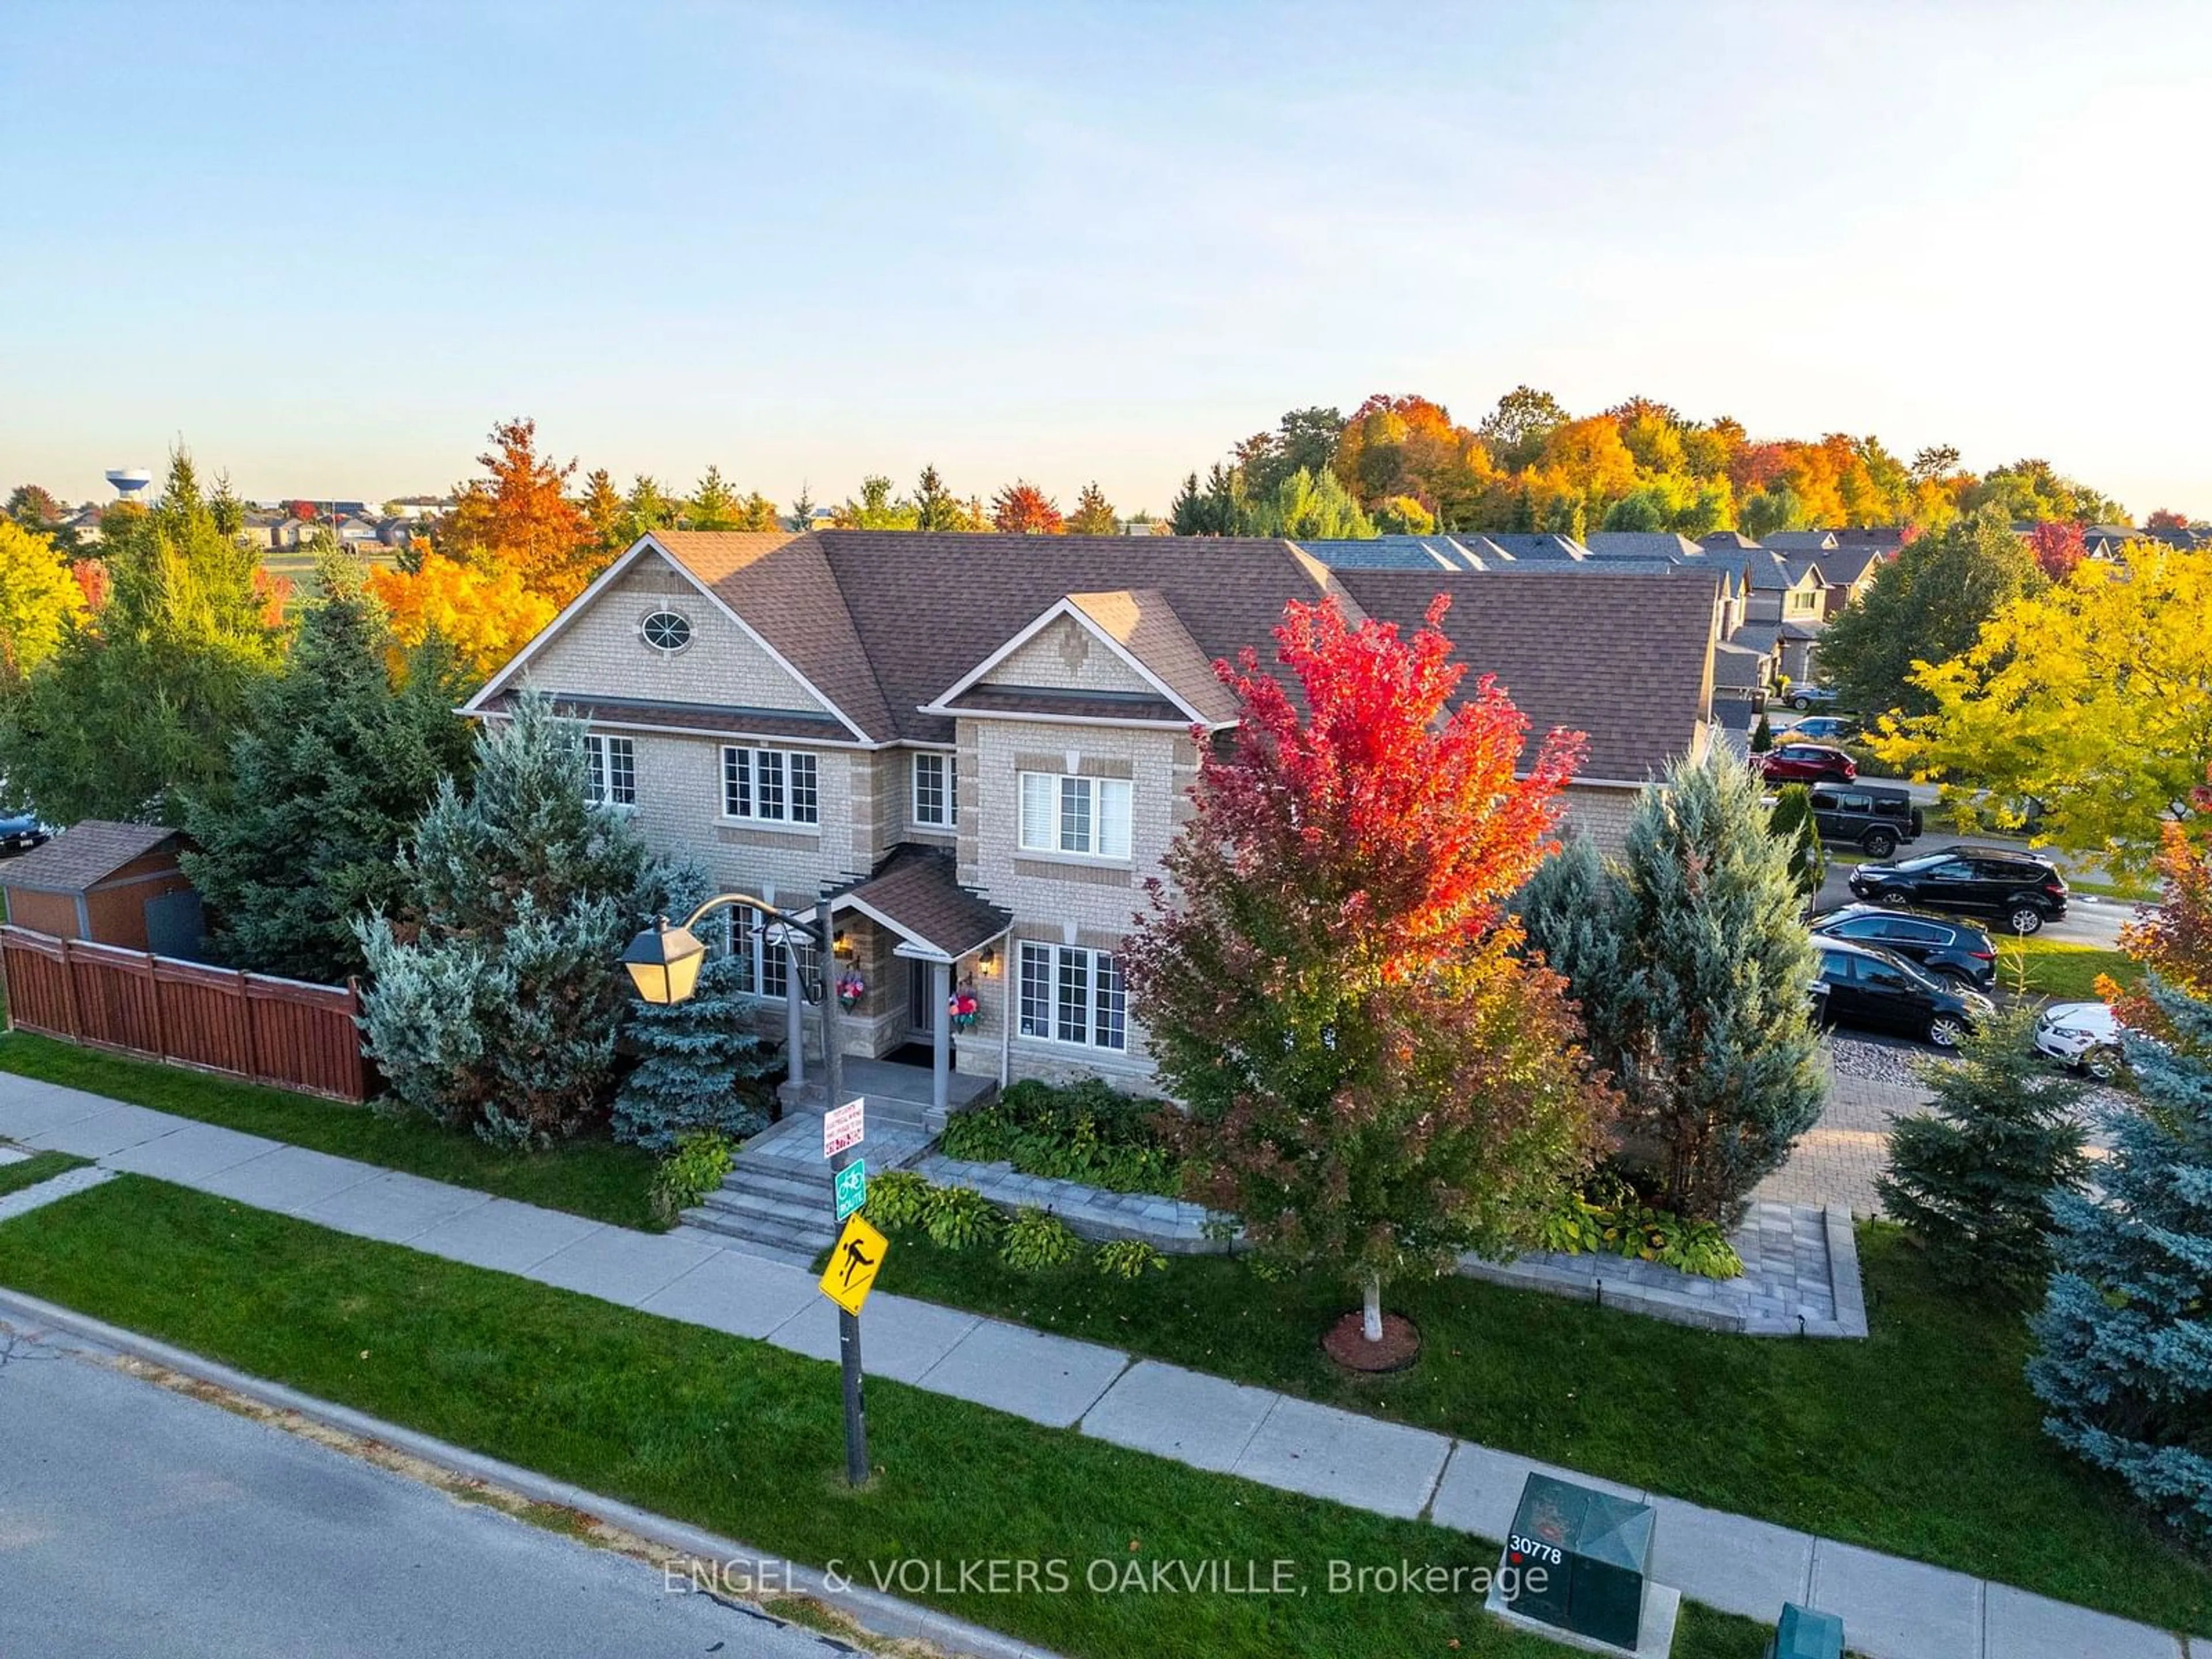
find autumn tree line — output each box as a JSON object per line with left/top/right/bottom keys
{"left": 1168, "top": 388, "right": 2137, "bottom": 541}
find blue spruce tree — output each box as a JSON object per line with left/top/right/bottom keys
{"left": 2027, "top": 970, "right": 2212, "bottom": 1539}
{"left": 612, "top": 953, "right": 780, "bottom": 1152}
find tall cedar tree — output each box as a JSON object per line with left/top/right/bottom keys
{"left": 181, "top": 552, "right": 475, "bottom": 983}
{"left": 1876, "top": 1002, "right": 2090, "bottom": 1301}
{"left": 1126, "top": 597, "right": 1610, "bottom": 1347}
{"left": 1767, "top": 782, "right": 1825, "bottom": 903}
{"left": 0, "top": 450, "right": 282, "bottom": 823}
{"left": 356, "top": 693, "right": 692, "bottom": 1147}
{"left": 438, "top": 418, "right": 599, "bottom": 603}
{"left": 1525, "top": 752, "right": 1826, "bottom": 1223}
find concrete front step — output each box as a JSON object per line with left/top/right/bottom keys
{"left": 677, "top": 1207, "right": 824, "bottom": 1268}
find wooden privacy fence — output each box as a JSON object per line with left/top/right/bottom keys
{"left": 0, "top": 925, "right": 372, "bottom": 1103}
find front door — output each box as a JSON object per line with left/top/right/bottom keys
{"left": 907, "top": 960, "right": 934, "bottom": 1046}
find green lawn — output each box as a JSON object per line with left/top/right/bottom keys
{"left": 0, "top": 1149, "right": 87, "bottom": 1198}
{"left": 871, "top": 1226, "right": 2211, "bottom": 1636}
{"left": 1998, "top": 939, "right": 2142, "bottom": 1003}
{"left": 0, "top": 1034, "right": 660, "bottom": 1229}
{"left": 0, "top": 1177, "right": 1768, "bottom": 1659}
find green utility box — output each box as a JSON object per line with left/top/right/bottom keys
{"left": 1501, "top": 1472, "right": 1654, "bottom": 1650}
{"left": 1765, "top": 1603, "right": 1844, "bottom": 1659}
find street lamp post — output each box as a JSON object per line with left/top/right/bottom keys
{"left": 623, "top": 888, "right": 866, "bottom": 1486}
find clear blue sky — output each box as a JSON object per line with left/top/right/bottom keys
{"left": 5, "top": 1, "right": 2207, "bottom": 517}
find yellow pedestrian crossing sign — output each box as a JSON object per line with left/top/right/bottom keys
{"left": 820, "top": 1213, "right": 889, "bottom": 1316}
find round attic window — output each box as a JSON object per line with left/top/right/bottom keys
{"left": 641, "top": 609, "right": 693, "bottom": 653}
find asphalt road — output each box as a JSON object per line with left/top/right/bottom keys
{"left": 0, "top": 1325, "right": 839, "bottom": 1659}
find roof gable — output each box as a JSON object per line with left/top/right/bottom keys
{"left": 928, "top": 589, "right": 1238, "bottom": 728}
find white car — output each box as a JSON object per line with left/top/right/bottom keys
{"left": 2032, "top": 1001, "right": 2127, "bottom": 1080}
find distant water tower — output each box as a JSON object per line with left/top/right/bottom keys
{"left": 105, "top": 468, "right": 153, "bottom": 503}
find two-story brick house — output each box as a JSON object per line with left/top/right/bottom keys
{"left": 464, "top": 529, "right": 1719, "bottom": 1109}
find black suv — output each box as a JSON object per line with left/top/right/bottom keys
{"left": 1808, "top": 783, "right": 1921, "bottom": 859}
{"left": 1813, "top": 937, "right": 1993, "bottom": 1048}
{"left": 1810, "top": 904, "right": 1997, "bottom": 990}
{"left": 1847, "top": 844, "right": 2069, "bottom": 935}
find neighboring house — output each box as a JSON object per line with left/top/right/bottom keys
{"left": 1740, "top": 551, "right": 1830, "bottom": 682}
{"left": 464, "top": 531, "right": 1717, "bottom": 1103}
{"left": 0, "top": 820, "right": 204, "bottom": 957}
{"left": 1294, "top": 535, "right": 1489, "bottom": 571}
{"left": 1795, "top": 542, "right": 1890, "bottom": 616}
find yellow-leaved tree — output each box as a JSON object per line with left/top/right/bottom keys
{"left": 366, "top": 553, "right": 556, "bottom": 685}
{"left": 0, "top": 519, "right": 89, "bottom": 676}
{"left": 1877, "top": 541, "right": 2212, "bottom": 872}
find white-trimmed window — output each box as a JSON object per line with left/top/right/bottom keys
{"left": 912, "top": 752, "right": 957, "bottom": 828}
{"left": 1017, "top": 941, "right": 1126, "bottom": 1050}
{"left": 1017, "top": 772, "right": 1131, "bottom": 859}
{"left": 1787, "top": 588, "right": 1821, "bottom": 615}
{"left": 707, "top": 910, "right": 818, "bottom": 1001}
{"left": 722, "top": 747, "right": 819, "bottom": 825}
{"left": 585, "top": 734, "right": 635, "bottom": 808}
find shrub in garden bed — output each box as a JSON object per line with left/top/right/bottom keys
{"left": 938, "top": 1078, "right": 1187, "bottom": 1197}
{"left": 1537, "top": 1172, "right": 1744, "bottom": 1279}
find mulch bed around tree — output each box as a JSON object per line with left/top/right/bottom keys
{"left": 1321, "top": 1310, "right": 1422, "bottom": 1373}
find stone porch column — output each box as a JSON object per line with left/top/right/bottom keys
{"left": 931, "top": 957, "right": 952, "bottom": 1118}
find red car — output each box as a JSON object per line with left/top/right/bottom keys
{"left": 1762, "top": 741, "right": 1856, "bottom": 783}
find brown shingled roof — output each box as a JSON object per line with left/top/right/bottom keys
{"left": 1, "top": 820, "right": 182, "bottom": 893}
{"left": 647, "top": 531, "right": 1351, "bottom": 744}
{"left": 831, "top": 847, "right": 1011, "bottom": 959}
{"left": 1335, "top": 569, "right": 1718, "bottom": 782}
{"left": 627, "top": 532, "right": 1713, "bottom": 780}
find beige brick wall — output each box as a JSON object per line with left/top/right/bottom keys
{"left": 1558, "top": 782, "right": 1642, "bottom": 851}
{"left": 527, "top": 558, "right": 834, "bottom": 716}
{"left": 946, "top": 719, "right": 1196, "bottom": 1090}
{"left": 982, "top": 615, "right": 1153, "bottom": 695}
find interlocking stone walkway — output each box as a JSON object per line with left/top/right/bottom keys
{"left": 1752, "top": 1054, "right": 1931, "bottom": 1219}
{"left": 0, "top": 1073, "right": 2196, "bottom": 1659}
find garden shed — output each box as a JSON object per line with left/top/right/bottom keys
{"left": 0, "top": 820, "right": 204, "bottom": 957}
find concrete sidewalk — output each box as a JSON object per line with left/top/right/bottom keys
{"left": 0, "top": 1073, "right": 2196, "bottom": 1659}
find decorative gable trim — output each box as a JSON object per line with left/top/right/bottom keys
{"left": 461, "top": 535, "right": 873, "bottom": 744}
{"left": 918, "top": 596, "right": 1215, "bottom": 728}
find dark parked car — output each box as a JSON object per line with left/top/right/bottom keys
{"left": 0, "top": 811, "right": 47, "bottom": 854}
{"left": 1813, "top": 937, "right": 1994, "bottom": 1048}
{"left": 1808, "top": 783, "right": 1921, "bottom": 858}
{"left": 1847, "top": 844, "right": 2069, "bottom": 935}
{"left": 1762, "top": 742, "right": 1856, "bottom": 784}
{"left": 1811, "top": 904, "right": 1998, "bottom": 990}
{"left": 1781, "top": 715, "right": 1858, "bottom": 744}
{"left": 1782, "top": 683, "right": 1841, "bottom": 711}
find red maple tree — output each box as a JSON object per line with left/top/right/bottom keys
{"left": 2109, "top": 767, "right": 2212, "bottom": 1041}
{"left": 2028, "top": 519, "right": 2086, "bottom": 580}
{"left": 1126, "top": 595, "right": 1612, "bottom": 1351}
{"left": 988, "top": 480, "right": 1063, "bottom": 535}
{"left": 438, "top": 417, "right": 599, "bottom": 603}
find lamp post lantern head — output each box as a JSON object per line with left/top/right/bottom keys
{"left": 623, "top": 916, "right": 707, "bottom": 1005}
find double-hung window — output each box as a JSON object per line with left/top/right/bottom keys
{"left": 585, "top": 734, "right": 635, "bottom": 808}
{"left": 1017, "top": 771, "right": 1131, "bottom": 859}
{"left": 912, "top": 752, "right": 957, "bottom": 828}
{"left": 1017, "top": 942, "right": 1126, "bottom": 1050}
{"left": 722, "top": 747, "right": 819, "bottom": 825}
